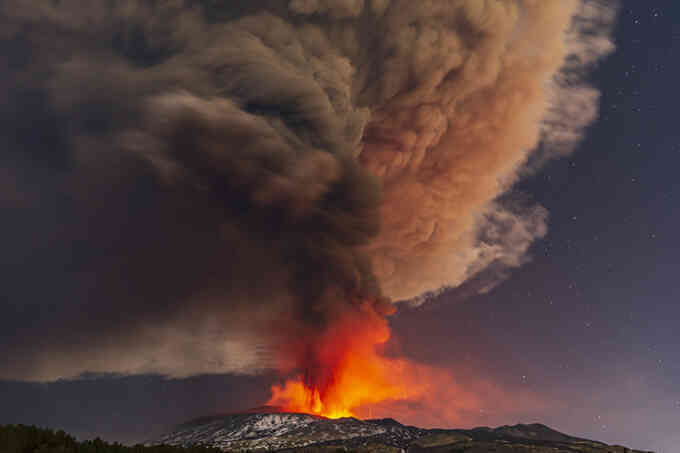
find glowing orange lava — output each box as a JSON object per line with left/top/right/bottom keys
{"left": 267, "top": 301, "right": 428, "bottom": 419}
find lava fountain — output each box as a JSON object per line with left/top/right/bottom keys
{"left": 268, "top": 299, "right": 428, "bottom": 419}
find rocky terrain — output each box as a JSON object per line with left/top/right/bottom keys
{"left": 152, "top": 410, "right": 652, "bottom": 453}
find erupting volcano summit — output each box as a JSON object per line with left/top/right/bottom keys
{"left": 0, "top": 0, "right": 618, "bottom": 439}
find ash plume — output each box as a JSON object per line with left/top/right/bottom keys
{"left": 0, "top": 0, "right": 616, "bottom": 381}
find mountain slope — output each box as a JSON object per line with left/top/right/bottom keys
{"left": 153, "top": 411, "right": 652, "bottom": 453}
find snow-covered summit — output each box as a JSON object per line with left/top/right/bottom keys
{"left": 152, "top": 410, "right": 642, "bottom": 453}
{"left": 153, "top": 410, "right": 408, "bottom": 451}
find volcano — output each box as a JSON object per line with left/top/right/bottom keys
{"left": 152, "top": 409, "right": 648, "bottom": 452}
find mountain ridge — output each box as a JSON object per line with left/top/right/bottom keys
{"left": 153, "top": 410, "right": 653, "bottom": 453}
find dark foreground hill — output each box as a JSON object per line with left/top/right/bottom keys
{"left": 0, "top": 424, "right": 220, "bottom": 453}
{"left": 152, "top": 411, "right": 654, "bottom": 453}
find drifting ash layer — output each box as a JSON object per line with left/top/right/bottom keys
{"left": 152, "top": 411, "right": 649, "bottom": 453}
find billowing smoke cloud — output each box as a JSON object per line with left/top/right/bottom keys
{"left": 359, "top": 0, "right": 617, "bottom": 301}
{"left": 0, "top": 0, "right": 616, "bottom": 381}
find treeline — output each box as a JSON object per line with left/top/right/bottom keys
{"left": 0, "top": 424, "right": 222, "bottom": 453}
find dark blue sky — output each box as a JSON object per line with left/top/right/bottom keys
{"left": 1, "top": 1, "right": 678, "bottom": 452}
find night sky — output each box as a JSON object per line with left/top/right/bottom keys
{"left": 1, "top": 1, "right": 678, "bottom": 453}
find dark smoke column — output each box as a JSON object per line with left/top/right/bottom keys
{"left": 0, "top": 0, "right": 615, "bottom": 390}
